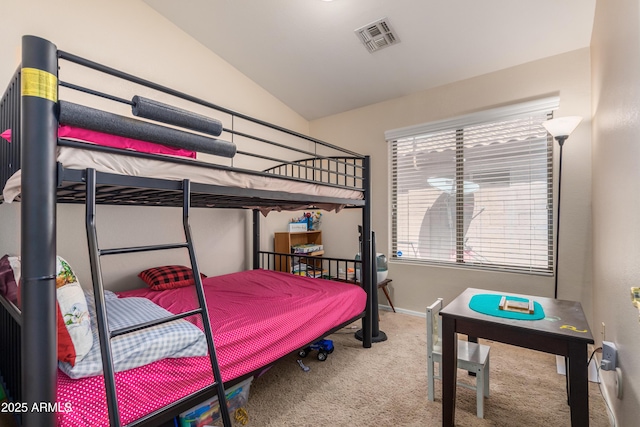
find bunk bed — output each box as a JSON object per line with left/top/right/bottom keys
{"left": 0, "top": 36, "right": 376, "bottom": 427}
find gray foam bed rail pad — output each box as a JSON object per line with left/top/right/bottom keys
{"left": 131, "top": 96, "right": 223, "bottom": 137}
{"left": 59, "top": 100, "right": 236, "bottom": 158}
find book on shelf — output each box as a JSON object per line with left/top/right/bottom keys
{"left": 293, "top": 269, "right": 328, "bottom": 278}
{"left": 291, "top": 243, "right": 323, "bottom": 254}
{"left": 291, "top": 262, "right": 327, "bottom": 278}
{"left": 334, "top": 267, "right": 356, "bottom": 281}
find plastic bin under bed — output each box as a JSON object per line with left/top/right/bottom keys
{"left": 178, "top": 377, "right": 253, "bottom": 427}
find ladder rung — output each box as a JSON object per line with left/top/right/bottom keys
{"left": 100, "top": 242, "right": 188, "bottom": 256}
{"left": 110, "top": 308, "right": 203, "bottom": 338}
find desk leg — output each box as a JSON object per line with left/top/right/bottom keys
{"left": 441, "top": 317, "right": 457, "bottom": 427}
{"left": 567, "top": 343, "right": 589, "bottom": 427}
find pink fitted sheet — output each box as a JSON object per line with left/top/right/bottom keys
{"left": 119, "top": 269, "right": 367, "bottom": 380}
{"left": 56, "top": 269, "right": 366, "bottom": 426}
{"left": 57, "top": 356, "right": 213, "bottom": 427}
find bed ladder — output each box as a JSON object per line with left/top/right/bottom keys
{"left": 84, "top": 168, "right": 232, "bottom": 427}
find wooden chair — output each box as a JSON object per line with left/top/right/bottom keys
{"left": 426, "top": 298, "right": 491, "bottom": 418}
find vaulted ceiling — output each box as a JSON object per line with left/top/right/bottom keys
{"left": 145, "top": 0, "right": 595, "bottom": 120}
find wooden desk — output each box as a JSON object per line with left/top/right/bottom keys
{"left": 440, "top": 288, "right": 594, "bottom": 426}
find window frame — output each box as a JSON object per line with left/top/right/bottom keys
{"left": 386, "top": 97, "right": 559, "bottom": 275}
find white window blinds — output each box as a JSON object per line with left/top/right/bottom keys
{"left": 387, "top": 97, "right": 558, "bottom": 274}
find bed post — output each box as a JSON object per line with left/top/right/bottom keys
{"left": 252, "top": 209, "right": 260, "bottom": 269}
{"left": 356, "top": 155, "right": 372, "bottom": 348}
{"left": 20, "top": 35, "right": 59, "bottom": 427}
{"left": 370, "top": 231, "right": 387, "bottom": 342}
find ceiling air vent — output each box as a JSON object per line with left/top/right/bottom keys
{"left": 355, "top": 18, "right": 400, "bottom": 53}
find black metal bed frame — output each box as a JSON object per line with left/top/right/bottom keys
{"left": 0, "top": 35, "right": 374, "bottom": 427}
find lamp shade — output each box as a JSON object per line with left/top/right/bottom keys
{"left": 542, "top": 116, "right": 582, "bottom": 138}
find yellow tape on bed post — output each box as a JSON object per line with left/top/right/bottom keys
{"left": 21, "top": 67, "right": 58, "bottom": 102}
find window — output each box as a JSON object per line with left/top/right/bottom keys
{"left": 386, "top": 98, "right": 558, "bottom": 274}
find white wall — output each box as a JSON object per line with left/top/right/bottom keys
{"left": 591, "top": 0, "right": 640, "bottom": 424}
{"left": 0, "top": 0, "right": 309, "bottom": 289}
{"left": 310, "top": 49, "right": 593, "bottom": 319}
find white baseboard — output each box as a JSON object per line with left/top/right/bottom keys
{"left": 378, "top": 304, "right": 426, "bottom": 318}
{"left": 593, "top": 350, "right": 617, "bottom": 427}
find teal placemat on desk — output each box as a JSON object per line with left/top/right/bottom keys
{"left": 469, "top": 294, "right": 545, "bottom": 320}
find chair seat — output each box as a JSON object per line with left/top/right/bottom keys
{"left": 457, "top": 340, "right": 490, "bottom": 366}
{"left": 432, "top": 340, "right": 490, "bottom": 369}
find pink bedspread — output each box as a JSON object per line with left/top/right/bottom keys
{"left": 56, "top": 269, "right": 366, "bottom": 426}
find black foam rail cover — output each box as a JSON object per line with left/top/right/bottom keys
{"left": 58, "top": 100, "right": 236, "bottom": 158}
{"left": 131, "top": 96, "right": 223, "bottom": 137}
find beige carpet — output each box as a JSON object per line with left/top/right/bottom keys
{"left": 235, "top": 311, "right": 610, "bottom": 427}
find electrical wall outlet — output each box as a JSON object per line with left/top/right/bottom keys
{"left": 601, "top": 341, "right": 617, "bottom": 371}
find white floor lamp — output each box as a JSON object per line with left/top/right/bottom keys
{"left": 542, "top": 116, "right": 582, "bottom": 299}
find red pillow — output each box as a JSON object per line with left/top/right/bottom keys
{"left": 17, "top": 293, "right": 83, "bottom": 366}
{"left": 14, "top": 296, "right": 77, "bottom": 365}
{"left": 57, "top": 302, "right": 77, "bottom": 364}
{"left": 138, "top": 265, "right": 206, "bottom": 291}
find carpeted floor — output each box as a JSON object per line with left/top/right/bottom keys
{"left": 233, "top": 311, "right": 610, "bottom": 427}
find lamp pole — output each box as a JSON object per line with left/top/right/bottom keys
{"left": 542, "top": 116, "right": 581, "bottom": 300}
{"left": 554, "top": 135, "right": 567, "bottom": 300}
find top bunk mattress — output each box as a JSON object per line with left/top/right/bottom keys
{"left": 2, "top": 146, "right": 364, "bottom": 211}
